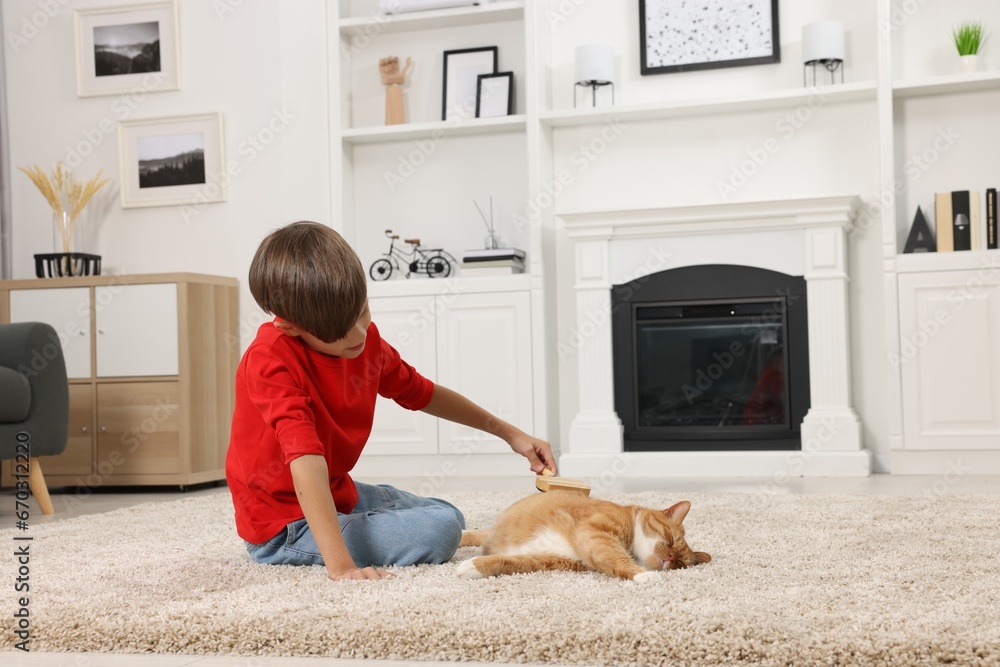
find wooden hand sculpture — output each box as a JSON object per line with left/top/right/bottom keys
{"left": 380, "top": 56, "right": 412, "bottom": 126}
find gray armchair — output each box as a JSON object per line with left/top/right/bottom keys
{"left": 0, "top": 322, "right": 69, "bottom": 514}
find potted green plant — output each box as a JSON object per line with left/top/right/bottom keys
{"left": 952, "top": 21, "right": 987, "bottom": 74}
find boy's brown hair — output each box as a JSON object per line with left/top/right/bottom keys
{"left": 249, "top": 221, "right": 367, "bottom": 342}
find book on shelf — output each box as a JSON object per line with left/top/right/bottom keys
{"left": 935, "top": 190, "right": 989, "bottom": 252}
{"left": 461, "top": 265, "right": 525, "bottom": 276}
{"left": 461, "top": 257, "right": 524, "bottom": 275}
{"left": 935, "top": 192, "right": 953, "bottom": 252}
{"left": 988, "top": 188, "right": 998, "bottom": 250}
{"left": 462, "top": 247, "right": 526, "bottom": 262}
{"left": 952, "top": 190, "right": 973, "bottom": 251}
{"left": 971, "top": 191, "right": 982, "bottom": 251}
{"left": 461, "top": 257, "right": 524, "bottom": 268}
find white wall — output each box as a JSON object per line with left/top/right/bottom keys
{"left": 545, "top": 0, "right": 892, "bottom": 468}
{"left": 3, "top": 0, "right": 331, "bottom": 348}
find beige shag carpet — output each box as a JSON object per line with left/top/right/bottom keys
{"left": 3, "top": 488, "right": 1000, "bottom": 666}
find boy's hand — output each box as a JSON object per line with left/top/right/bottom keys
{"left": 330, "top": 566, "right": 395, "bottom": 582}
{"left": 420, "top": 385, "right": 558, "bottom": 474}
{"left": 506, "top": 432, "right": 558, "bottom": 476}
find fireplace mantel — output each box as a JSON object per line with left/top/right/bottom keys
{"left": 558, "top": 195, "right": 872, "bottom": 479}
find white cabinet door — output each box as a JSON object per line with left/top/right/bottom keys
{"left": 436, "top": 291, "right": 533, "bottom": 454}
{"left": 367, "top": 296, "right": 438, "bottom": 454}
{"left": 9, "top": 287, "right": 92, "bottom": 379}
{"left": 898, "top": 270, "right": 1000, "bottom": 450}
{"left": 95, "top": 283, "right": 179, "bottom": 378}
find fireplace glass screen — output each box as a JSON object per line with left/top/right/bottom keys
{"left": 634, "top": 300, "right": 788, "bottom": 429}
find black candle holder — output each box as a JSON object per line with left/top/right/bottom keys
{"left": 574, "top": 80, "right": 615, "bottom": 108}
{"left": 803, "top": 59, "right": 844, "bottom": 87}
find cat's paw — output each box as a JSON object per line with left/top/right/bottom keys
{"left": 633, "top": 571, "right": 662, "bottom": 585}
{"left": 456, "top": 558, "right": 485, "bottom": 579}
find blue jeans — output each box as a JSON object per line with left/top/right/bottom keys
{"left": 245, "top": 482, "right": 465, "bottom": 568}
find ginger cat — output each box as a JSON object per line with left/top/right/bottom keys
{"left": 456, "top": 492, "right": 711, "bottom": 583}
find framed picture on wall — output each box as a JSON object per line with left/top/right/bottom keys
{"left": 118, "top": 113, "right": 226, "bottom": 209}
{"left": 639, "top": 0, "right": 780, "bottom": 75}
{"left": 442, "top": 46, "right": 497, "bottom": 121}
{"left": 475, "top": 72, "right": 514, "bottom": 118}
{"left": 74, "top": 1, "right": 181, "bottom": 97}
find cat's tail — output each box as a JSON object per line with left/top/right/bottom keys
{"left": 459, "top": 530, "right": 490, "bottom": 547}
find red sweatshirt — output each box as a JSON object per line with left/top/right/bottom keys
{"left": 226, "top": 320, "right": 434, "bottom": 544}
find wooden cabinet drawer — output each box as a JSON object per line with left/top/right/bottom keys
{"left": 97, "top": 382, "right": 181, "bottom": 475}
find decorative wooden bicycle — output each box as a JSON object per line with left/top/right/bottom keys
{"left": 369, "top": 229, "right": 457, "bottom": 281}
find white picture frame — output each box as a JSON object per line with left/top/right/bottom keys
{"left": 118, "top": 113, "right": 226, "bottom": 209}
{"left": 74, "top": 1, "right": 180, "bottom": 97}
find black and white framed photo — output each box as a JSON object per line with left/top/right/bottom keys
{"left": 74, "top": 1, "right": 180, "bottom": 97}
{"left": 442, "top": 46, "right": 497, "bottom": 121}
{"left": 639, "top": 0, "right": 780, "bottom": 75}
{"left": 118, "top": 113, "right": 226, "bottom": 209}
{"left": 475, "top": 72, "right": 514, "bottom": 118}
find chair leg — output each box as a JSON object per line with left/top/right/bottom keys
{"left": 28, "top": 459, "right": 55, "bottom": 515}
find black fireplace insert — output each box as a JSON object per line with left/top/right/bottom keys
{"left": 612, "top": 264, "right": 809, "bottom": 451}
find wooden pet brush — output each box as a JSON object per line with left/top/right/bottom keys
{"left": 535, "top": 468, "right": 590, "bottom": 495}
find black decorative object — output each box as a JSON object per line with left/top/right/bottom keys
{"left": 34, "top": 253, "right": 102, "bottom": 278}
{"left": 903, "top": 207, "right": 936, "bottom": 254}
{"left": 639, "top": 0, "right": 780, "bottom": 75}
{"left": 370, "top": 230, "right": 456, "bottom": 281}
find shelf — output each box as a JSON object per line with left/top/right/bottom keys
{"left": 341, "top": 114, "right": 527, "bottom": 144}
{"left": 368, "top": 273, "right": 531, "bottom": 297}
{"left": 539, "top": 81, "right": 878, "bottom": 128}
{"left": 896, "top": 249, "right": 1000, "bottom": 274}
{"left": 892, "top": 69, "right": 1000, "bottom": 99}
{"left": 338, "top": 1, "right": 524, "bottom": 36}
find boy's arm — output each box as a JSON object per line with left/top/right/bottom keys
{"left": 289, "top": 454, "right": 393, "bottom": 581}
{"left": 420, "top": 384, "right": 557, "bottom": 474}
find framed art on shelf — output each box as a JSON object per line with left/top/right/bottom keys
{"left": 639, "top": 0, "right": 780, "bottom": 75}
{"left": 74, "top": 1, "right": 180, "bottom": 97}
{"left": 442, "top": 46, "right": 498, "bottom": 121}
{"left": 118, "top": 113, "right": 226, "bottom": 209}
{"left": 475, "top": 72, "right": 514, "bottom": 118}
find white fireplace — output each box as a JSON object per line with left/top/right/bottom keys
{"left": 557, "top": 195, "right": 872, "bottom": 478}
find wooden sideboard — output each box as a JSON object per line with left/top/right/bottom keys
{"left": 1, "top": 273, "right": 238, "bottom": 488}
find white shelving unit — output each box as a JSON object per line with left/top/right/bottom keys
{"left": 877, "top": 0, "right": 1000, "bottom": 471}
{"left": 330, "top": 0, "right": 552, "bottom": 473}
{"left": 331, "top": 0, "right": 1000, "bottom": 474}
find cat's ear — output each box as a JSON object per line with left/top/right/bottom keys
{"left": 693, "top": 551, "right": 712, "bottom": 565}
{"left": 664, "top": 500, "right": 691, "bottom": 523}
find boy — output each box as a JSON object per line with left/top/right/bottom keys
{"left": 226, "top": 221, "right": 557, "bottom": 582}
